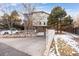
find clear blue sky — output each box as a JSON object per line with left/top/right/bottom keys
{"left": 0, "top": 3, "right": 79, "bottom": 18}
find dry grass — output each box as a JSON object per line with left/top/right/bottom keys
{"left": 50, "top": 39, "right": 79, "bottom": 56}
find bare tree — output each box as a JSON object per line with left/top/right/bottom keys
{"left": 0, "top": 6, "right": 12, "bottom": 30}
{"left": 22, "top": 3, "right": 36, "bottom": 35}
{"left": 0, "top": 4, "right": 20, "bottom": 30}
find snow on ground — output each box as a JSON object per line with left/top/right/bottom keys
{"left": 54, "top": 34, "right": 79, "bottom": 53}
{"left": 46, "top": 29, "right": 79, "bottom": 56}
{"left": 64, "top": 32, "right": 79, "bottom": 38}
{"left": 36, "top": 32, "right": 44, "bottom": 36}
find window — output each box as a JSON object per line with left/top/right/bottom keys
{"left": 39, "top": 22, "right": 41, "bottom": 25}
{"left": 44, "top": 22, "right": 45, "bottom": 25}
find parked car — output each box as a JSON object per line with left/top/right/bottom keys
{"left": 0, "top": 28, "right": 20, "bottom": 35}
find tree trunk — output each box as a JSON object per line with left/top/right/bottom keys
{"left": 57, "top": 21, "right": 58, "bottom": 34}
{"left": 60, "top": 18, "right": 62, "bottom": 34}
{"left": 6, "top": 19, "right": 11, "bottom": 30}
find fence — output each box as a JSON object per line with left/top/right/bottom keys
{"left": 0, "top": 30, "right": 36, "bottom": 38}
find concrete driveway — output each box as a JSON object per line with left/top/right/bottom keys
{"left": 0, "top": 43, "right": 30, "bottom": 56}
{"left": 0, "top": 37, "right": 46, "bottom": 56}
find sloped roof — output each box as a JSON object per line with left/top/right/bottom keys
{"left": 23, "top": 11, "right": 49, "bottom": 16}
{"left": 31, "top": 11, "right": 49, "bottom": 15}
